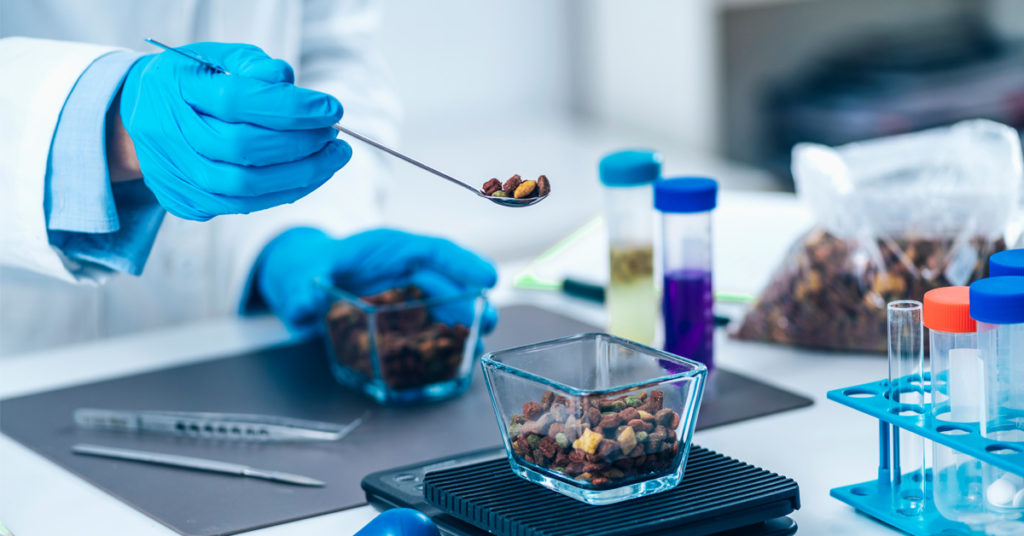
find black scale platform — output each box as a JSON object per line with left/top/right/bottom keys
{"left": 363, "top": 446, "right": 800, "bottom": 536}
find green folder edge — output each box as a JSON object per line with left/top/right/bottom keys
{"left": 512, "top": 216, "right": 755, "bottom": 304}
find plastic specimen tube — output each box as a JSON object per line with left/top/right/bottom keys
{"left": 655, "top": 177, "right": 718, "bottom": 371}
{"left": 600, "top": 150, "right": 661, "bottom": 345}
{"left": 925, "top": 287, "right": 991, "bottom": 527}
{"left": 888, "top": 300, "right": 927, "bottom": 517}
{"left": 970, "top": 276, "right": 1024, "bottom": 524}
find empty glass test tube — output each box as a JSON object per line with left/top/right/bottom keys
{"left": 888, "top": 300, "right": 927, "bottom": 517}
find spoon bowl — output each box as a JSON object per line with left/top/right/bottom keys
{"left": 333, "top": 125, "right": 548, "bottom": 208}
{"left": 483, "top": 193, "right": 549, "bottom": 207}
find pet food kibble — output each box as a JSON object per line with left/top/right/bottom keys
{"left": 654, "top": 408, "right": 675, "bottom": 427}
{"left": 326, "top": 286, "right": 469, "bottom": 392}
{"left": 523, "top": 401, "right": 543, "bottom": 420}
{"left": 573, "top": 428, "right": 603, "bottom": 455}
{"left": 481, "top": 178, "right": 502, "bottom": 196}
{"left": 513, "top": 180, "right": 536, "bottom": 199}
{"left": 541, "top": 391, "right": 555, "bottom": 410}
{"left": 508, "top": 390, "right": 682, "bottom": 489}
{"left": 537, "top": 175, "right": 551, "bottom": 196}
{"left": 479, "top": 174, "right": 550, "bottom": 199}
{"left": 617, "top": 426, "right": 637, "bottom": 454}
{"left": 502, "top": 174, "right": 522, "bottom": 195}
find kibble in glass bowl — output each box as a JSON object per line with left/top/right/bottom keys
{"left": 481, "top": 333, "right": 706, "bottom": 505}
{"left": 320, "top": 283, "right": 485, "bottom": 404}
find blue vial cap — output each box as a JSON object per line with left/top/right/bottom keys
{"left": 654, "top": 177, "right": 718, "bottom": 213}
{"left": 969, "top": 276, "right": 1024, "bottom": 324}
{"left": 990, "top": 249, "right": 1024, "bottom": 277}
{"left": 599, "top": 149, "right": 662, "bottom": 187}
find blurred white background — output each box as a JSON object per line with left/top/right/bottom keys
{"left": 373, "top": 0, "right": 1024, "bottom": 262}
{"left": 375, "top": 0, "right": 769, "bottom": 263}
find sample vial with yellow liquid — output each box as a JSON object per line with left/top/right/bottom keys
{"left": 608, "top": 244, "right": 656, "bottom": 344}
{"left": 599, "top": 149, "right": 661, "bottom": 345}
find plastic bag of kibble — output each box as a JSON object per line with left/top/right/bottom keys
{"left": 735, "top": 120, "right": 1022, "bottom": 352}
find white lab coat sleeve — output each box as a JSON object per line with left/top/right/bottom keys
{"left": 298, "top": 0, "right": 402, "bottom": 146}
{"left": 219, "top": 0, "right": 402, "bottom": 312}
{"left": 0, "top": 37, "right": 123, "bottom": 284}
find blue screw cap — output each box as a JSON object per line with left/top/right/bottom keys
{"left": 654, "top": 177, "right": 718, "bottom": 213}
{"left": 969, "top": 276, "right": 1024, "bottom": 325}
{"left": 990, "top": 249, "right": 1024, "bottom": 277}
{"left": 599, "top": 149, "right": 662, "bottom": 187}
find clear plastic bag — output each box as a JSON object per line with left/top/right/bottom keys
{"left": 736, "top": 120, "right": 1022, "bottom": 352}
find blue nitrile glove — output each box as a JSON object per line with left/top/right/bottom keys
{"left": 255, "top": 227, "right": 499, "bottom": 337}
{"left": 119, "top": 42, "right": 351, "bottom": 221}
{"left": 354, "top": 508, "right": 439, "bottom": 536}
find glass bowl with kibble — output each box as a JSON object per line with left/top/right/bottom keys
{"left": 319, "top": 283, "right": 486, "bottom": 405}
{"left": 481, "top": 333, "right": 707, "bottom": 505}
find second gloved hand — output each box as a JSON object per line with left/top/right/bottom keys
{"left": 255, "top": 228, "right": 499, "bottom": 336}
{"left": 119, "top": 42, "right": 351, "bottom": 221}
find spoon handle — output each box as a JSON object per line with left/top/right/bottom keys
{"left": 145, "top": 39, "right": 484, "bottom": 199}
{"left": 331, "top": 124, "right": 481, "bottom": 196}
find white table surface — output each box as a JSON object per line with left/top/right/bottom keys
{"left": 0, "top": 190, "right": 898, "bottom": 536}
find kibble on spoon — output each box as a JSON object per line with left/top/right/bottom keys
{"left": 481, "top": 175, "right": 551, "bottom": 200}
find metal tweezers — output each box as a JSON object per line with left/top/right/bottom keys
{"left": 74, "top": 408, "right": 366, "bottom": 442}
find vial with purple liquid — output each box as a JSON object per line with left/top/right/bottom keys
{"left": 663, "top": 268, "right": 714, "bottom": 369}
{"left": 655, "top": 177, "right": 717, "bottom": 371}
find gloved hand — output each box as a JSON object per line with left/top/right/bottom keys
{"left": 255, "top": 227, "right": 499, "bottom": 336}
{"left": 119, "top": 42, "right": 351, "bottom": 221}
{"left": 354, "top": 508, "right": 439, "bottom": 536}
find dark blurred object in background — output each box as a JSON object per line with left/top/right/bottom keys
{"left": 763, "top": 20, "right": 1024, "bottom": 186}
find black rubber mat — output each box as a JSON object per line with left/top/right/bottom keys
{"left": 1, "top": 306, "right": 809, "bottom": 536}
{"left": 423, "top": 445, "right": 800, "bottom": 536}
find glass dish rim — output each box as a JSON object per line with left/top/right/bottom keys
{"left": 480, "top": 332, "right": 707, "bottom": 396}
{"left": 315, "top": 279, "right": 485, "bottom": 314}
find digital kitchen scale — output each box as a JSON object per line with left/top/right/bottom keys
{"left": 362, "top": 446, "right": 800, "bottom": 536}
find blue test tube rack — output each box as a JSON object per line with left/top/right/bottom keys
{"left": 828, "top": 377, "right": 1024, "bottom": 535}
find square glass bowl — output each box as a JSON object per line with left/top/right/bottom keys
{"left": 320, "top": 283, "right": 485, "bottom": 404}
{"left": 481, "top": 333, "right": 707, "bottom": 505}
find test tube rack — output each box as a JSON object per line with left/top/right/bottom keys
{"left": 828, "top": 377, "right": 1024, "bottom": 535}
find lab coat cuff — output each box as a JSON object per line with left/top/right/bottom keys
{"left": 48, "top": 180, "right": 166, "bottom": 276}
{"left": 46, "top": 50, "right": 146, "bottom": 233}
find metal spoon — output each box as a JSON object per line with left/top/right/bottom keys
{"left": 332, "top": 125, "right": 547, "bottom": 207}
{"left": 144, "top": 38, "right": 547, "bottom": 208}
